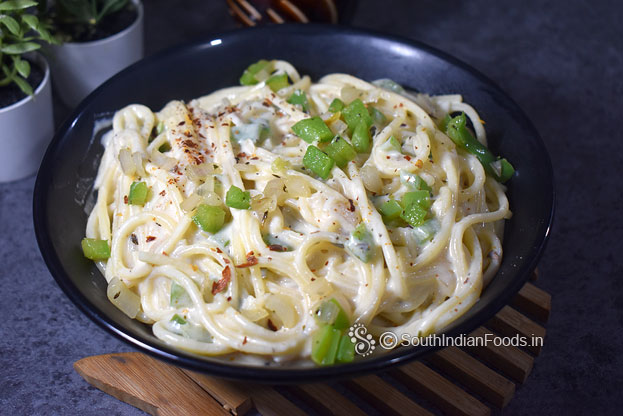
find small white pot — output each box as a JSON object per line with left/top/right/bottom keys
{"left": 49, "top": 0, "right": 144, "bottom": 107}
{"left": 0, "top": 54, "right": 54, "bottom": 182}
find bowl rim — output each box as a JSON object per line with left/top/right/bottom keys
{"left": 33, "top": 23, "right": 555, "bottom": 383}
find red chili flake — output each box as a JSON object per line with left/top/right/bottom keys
{"left": 237, "top": 152, "right": 247, "bottom": 158}
{"left": 146, "top": 236, "right": 156, "bottom": 243}
{"left": 348, "top": 199, "right": 355, "bottom": 212}
{"left": 267, "top": 319, "right": 278, "bottom": 332}
{"left": 223, "top": 258, "right": 230, "bottom": 264}
{"left": 212, "top": 266, "right": 231, "bottom": 295}
{"left": 311, "top": 277, "right": 316, "bottom": 281}
{"left": 386, "top": 156, "right": 390, "bottom": 159}
{"left": 130, "top": 234, "right": 138, "bottom": 245}
{"left": 464, "top": 278, "right": 470, "bottom": 284}
{"left": 227, "top": 296, "right": 232, "bottom": 301}
{"left": 404, "top": 155, "right": 411, "bottom": 161}
{"left": 177, "top": 121, "right": 185, "bottom": 126}
{"left": 216, "top": 247, "right": 223, "bottom": 253}
{"left": 251, "top": 156, "right": 259, "bottom": 160}
{"left": 399, "top": 103, "right": 404, "bottom": 107}
{"left": 243, "top": 336, "right": 248, "bottom": 345}
{"left": 237, "top": 254, "right": 259, "bottom": 268}
{"left": 325, "top": 261, "right": 329, "bottom": 266}
{"left": 159, "top": 190, "right": 166, "bottom": 197}
{"left": 268, "top": 244, "right": 287, "bottom": 252}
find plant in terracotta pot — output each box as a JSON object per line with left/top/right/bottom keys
{"left": 47, "top": 0, "right": 143, "bottom": 107}
{"left": 0, "top": 0, "right": 57, "bottom": 182}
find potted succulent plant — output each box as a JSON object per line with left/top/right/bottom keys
{"left": 0, "top": 0, "right": 56, "bottom": 182}
{"left": 47, "top": 0, "right": 143, "bottom": 107}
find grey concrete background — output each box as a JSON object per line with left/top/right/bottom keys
{"left": 1, "top": 0, "right": 621, "bottom": 414}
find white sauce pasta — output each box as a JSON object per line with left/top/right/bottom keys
{"left": 85, "top": 60, "right": 511, "bottom": 364}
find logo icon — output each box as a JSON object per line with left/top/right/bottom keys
{"left": 348, "top": 323, "right": 376, "bottom": 357}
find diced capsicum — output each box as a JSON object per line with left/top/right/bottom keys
{"left": 225, "top": 186, "right": 251, "bottom": 210}
{"left": 287, "top": 89, "right": 309, "bottom": 112}
{"left": 444, "top": 113, "right": 514, "bottom": 183}
{"left": 346, "top": 223, "right": 375, "bottom": 263}
{"left": 328, "top": 98, "right": 345, "bottom": 113}
{"left": 324, "top": 136, "right": 357, "bottom": 168}
{"left": 342, "top": 98, "right": 373, "bottom": 132}
{"left": 292, "top": 116, "right": 334, "bottom": 143}
{"left": 303, "top": 145, "right": 334, "bottom": 180}
{"left": 81, "top": 238, "right": 110, "bottom": 260}
{"left": 336, "top": 334, "right": 356, "bottom": 363}
{"left": 239, "top": 60, "right": 270, "bottom": 85}
{"left": 379, "top": 199, "right": 403, "bottom": 221}
{"left": 128, "top": 181, "right": 148, "bottom": 205}
{"left": 311, "top": 324, "right": 341, "bottom": 366}
{"left": 266, "top": 73, "right": 289, "bottom": 92}
{"left": 192, "top": 204, "right": 226, "bottom": 232}
{"left": 351, "top": 120, "right": 371, "bottom": 153}
{"left": 316, "top": 298, "right": 350, "bottom": 330}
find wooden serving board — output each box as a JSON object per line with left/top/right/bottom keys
{"left": 75, "top": 272, "right": 550, "bottom": 415}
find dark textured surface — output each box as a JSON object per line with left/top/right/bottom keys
{"left": 1, "top": 0, "right": 621, "bottom": 414}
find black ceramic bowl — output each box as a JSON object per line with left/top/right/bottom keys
{"left": 33, "top": 25, "right": 554, "bottom": 383}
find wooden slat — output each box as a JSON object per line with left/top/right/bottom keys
{"left": 250, "top": 386, "right": 306, "bottom": 416}
{"left": 466, "top": 328, "right": 533, "bottom": 383}
{"left": 427, "top": 347, "right": 515, "bottom": 408}
{"left": 182, "top": 369, "right": 254, "bottom": 415}
{"left": 487, "top": 306, "right": 546, "bottom": 355}
{"left": 74, "top": 353, "right": 228, "bottom": 416}
{"left": 511, "top": 282, "right": 551, "bottom": 322}
{"left": 288, "top": 383, "right": 367, "bottom": 416}
{"left": 343, "top": 374, "right": 432, "bottom": 416}
{"left": 392, "top": 361, "right": 490, "bottom": 416}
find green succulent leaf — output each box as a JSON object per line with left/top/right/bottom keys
{"left": 1, "top": 41, "right": 40, "bottom": 54}
{"left": 19, "top": 12, "right": 37, "bottom": 29}
{"left": 12, "top": 74, "right": 33, "bottom": 96}
{"left": 12, "top": 56, "right": 30, "bottom": 78}
{"left": 0, "top": 14, "right": 20, "bottom": 35}
{"left": 0, "top": 0, "right": 38, "bottom": 11}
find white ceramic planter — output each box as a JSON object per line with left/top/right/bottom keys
{"left": 49, "top": 0, "right": 144, "bottom": 107}
{"left": 0, "top": 54, "right": 54, "bottom": 182}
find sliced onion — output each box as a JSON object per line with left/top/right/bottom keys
{"left": 107, "top": 276, "right": 141, "bottom": 319}
{"left": 252, "top": 195, "right": 277, "bottom": 213}
{"left": 329, "top": 119, "right": 348, "bottom": 135}
{"left": 235, "top": 163, "right": 256, "bottom": 172}
{"left": 185, "top": 163, "right": 214, "bottom": 182}
{"left": 180, "top": 193, "right": 203, "bottom": 212}
{"left": 263, "top": 178, "right": 285, "bottom": 199}
{"left": 360, "top": 164, "right": 383, "bottom": 193}
{"left": 150, "top": 150, "right": 177, "bottom": 170}
{"left": 118, "top": 148, "right": 136, "bottom": 175}
{"left": 265, "top": 294, "right": 298, "bottom": 328}
{"left": 241, "top": 297, "right": 269, "bottom": 322}
{"left": 316, "top": 299, "right": 339, "bottom": 325}
{"left": 196, "top": 179, "right": 215, "bottom": 196}
{"left": 132, "top": 151, "right": 146, "bottom": 177}
{"left": 285, "top": 176, "right": 311, "bottom": 197}
{"left": 201, "top": 191, "right": 222, "bottom": 206}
